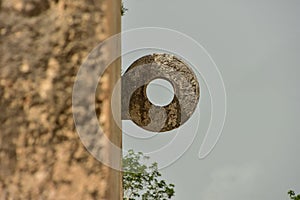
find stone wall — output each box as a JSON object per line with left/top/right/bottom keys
{"left": 0, "top": 0, "right": 121, "bottom": 199}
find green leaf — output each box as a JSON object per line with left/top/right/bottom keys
{"left": 123, "top": 149, "right": 175, "bottom": 200}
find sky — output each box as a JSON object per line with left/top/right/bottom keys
{"left": 121, "top": 0, "right": 300, "bottom": 199}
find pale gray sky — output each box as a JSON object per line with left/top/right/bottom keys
{"left": 121, "top": 0, "right": 300, "bottom": 199}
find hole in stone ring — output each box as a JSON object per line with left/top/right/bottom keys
{"left": 146, "top": 78, "right": 175, "bottom": 106}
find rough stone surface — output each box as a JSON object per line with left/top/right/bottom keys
{"left": 122, "top": 54, "right": 200, "bottom": 132}
{"left": 0, "top": 0, "right": 116, "bottom": 199}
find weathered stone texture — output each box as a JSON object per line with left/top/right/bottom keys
{"left": 122, "top": 54, "right": 200, "bottom": 132}
{"left": 0, "top": 0, "right": 117, "bottom": 199}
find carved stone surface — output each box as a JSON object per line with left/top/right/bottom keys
{"left": 122, "top": 54, "right": 200, "bottom": 132}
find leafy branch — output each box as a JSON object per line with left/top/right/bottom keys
{"left": 288, "top": 190, "right": 300, "bottom": 200}
{"left": 123, "top": 150, "right": 175, "bottom": 200}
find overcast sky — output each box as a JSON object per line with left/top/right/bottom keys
{"left": 121, "top": 0, "right": 300, "bottom": 199}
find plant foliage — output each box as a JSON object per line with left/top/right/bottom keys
{"left": 121, "top": 3, "right": 128, "bottom": 16}
{"left": 288, "top": 190, "right": 300, "bottom": 200}
{"left": 123, "top": 150, "right": 175, "bottom": 200}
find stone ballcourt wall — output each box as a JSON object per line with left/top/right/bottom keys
{"left": 0, "top": 0, "right": 121, "bottom": 199}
